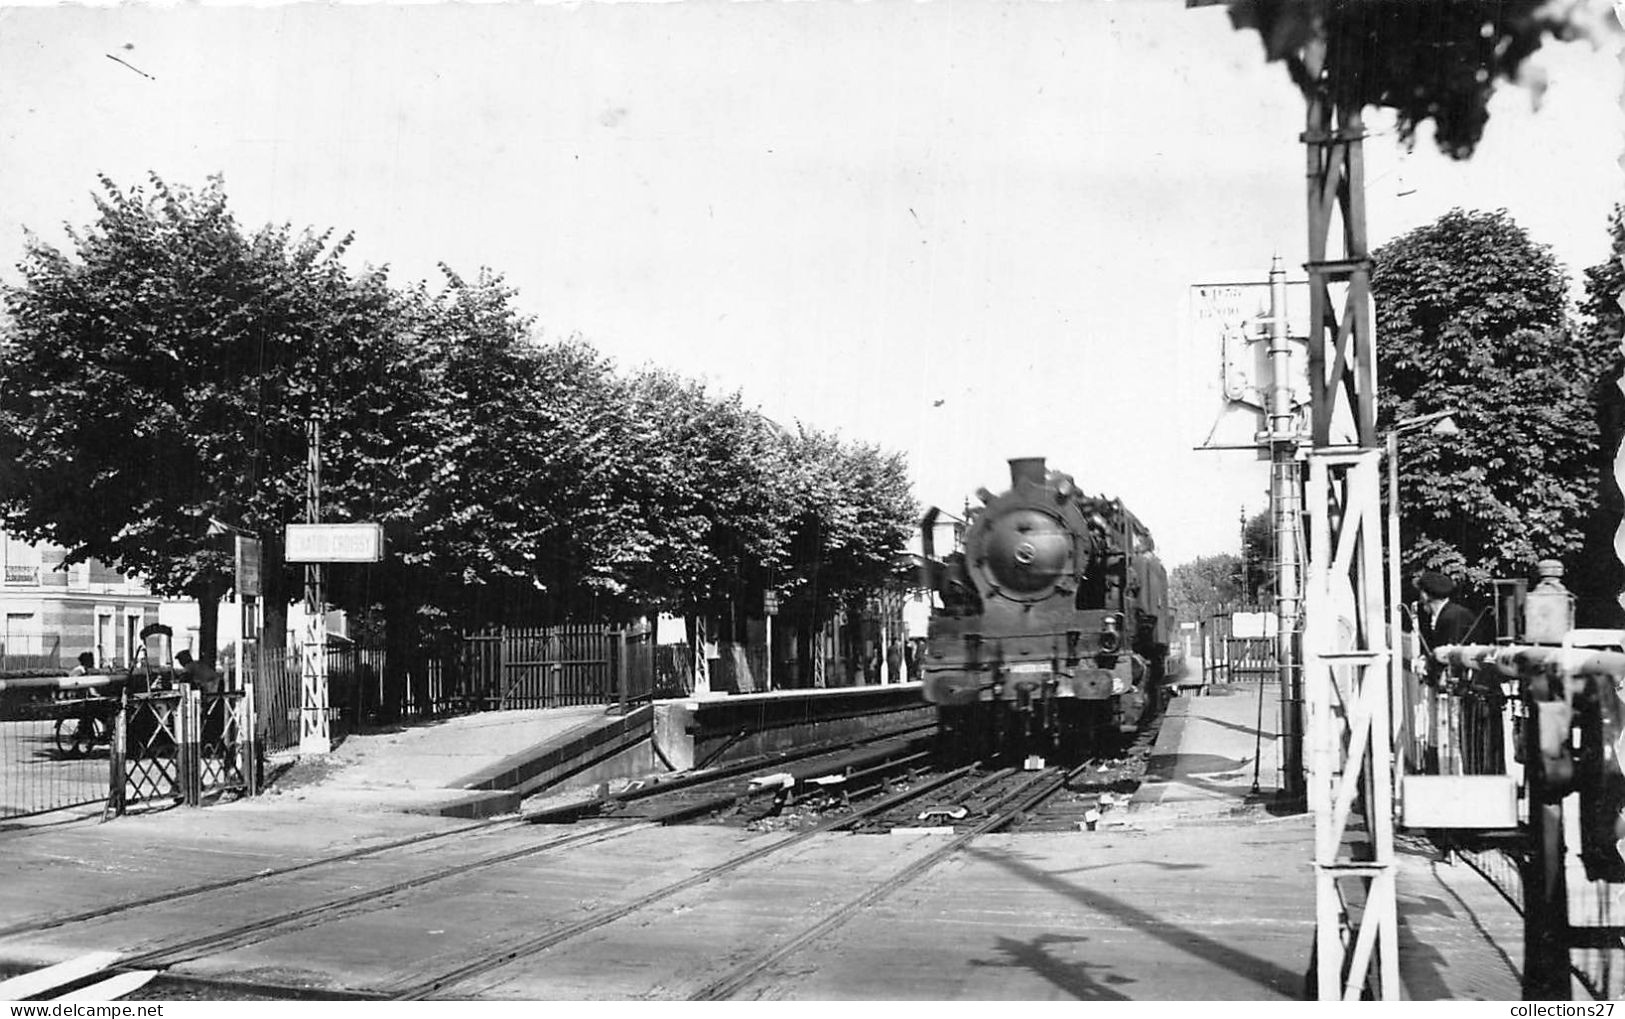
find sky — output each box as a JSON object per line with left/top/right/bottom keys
{"left": 0, "top": 0, "right": 1620, "bottom": 568}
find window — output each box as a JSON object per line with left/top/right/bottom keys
{"left": 3, "top": 533, "right": 41, "bottom": 586}
{"left": 124, "top": 614, "right": 143, "bottom": 668}
{"left": 4, "top": 613, "right": 40, "bottom": 656}
{"left": 97, "top": 612, "right": 114, "bottom": 668}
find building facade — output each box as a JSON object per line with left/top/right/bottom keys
{"left": 0, "top": 531, "right": 162, "bottom": 670}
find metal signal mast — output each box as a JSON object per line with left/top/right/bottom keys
{"left": 1299, "top": 78, "right": 1399, "bottom": 1001}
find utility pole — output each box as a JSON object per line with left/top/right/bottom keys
{"left": 1239, "top": 506, "right": 1249, "bottom": 604}
{"left": 1267, "top": 254, "right": 1304, "bottom": 800}
{"left": 300, "top": 417, "right": 330, "bottom": 755}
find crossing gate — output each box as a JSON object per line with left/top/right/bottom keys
{"left": 108, "top": 686, "right": 256, "bottom": 815}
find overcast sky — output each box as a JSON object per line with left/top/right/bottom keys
{"left": 1, "top": 0, "right": 1619, "bottom": 567}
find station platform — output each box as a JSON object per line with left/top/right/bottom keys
{"left": 0, "top": 682, "right": 1528, "bottom": 1000}
{"left": 260, "top": 704, "right": 623, "bottom": 818}
{"left": 1133, "top": 680, "right": 1524, "bottom": 999}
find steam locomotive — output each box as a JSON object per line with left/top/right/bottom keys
{"left": 919, "top": 457, "right": 1170, "bottom": 761}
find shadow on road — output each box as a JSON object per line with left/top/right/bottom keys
{"left": 963, "top": 844, "right": 1307, "bottom": 998}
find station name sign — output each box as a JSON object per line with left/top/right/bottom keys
{"left": 285, "top": 523, "right": 385, "bottom": 563}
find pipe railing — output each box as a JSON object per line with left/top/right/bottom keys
{"left": 1431, "top": 641, "right": 1625, "bottom": 1000}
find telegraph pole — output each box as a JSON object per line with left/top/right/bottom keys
{"left": 1238, "top": 506, "right": 1249, "bottom": 602}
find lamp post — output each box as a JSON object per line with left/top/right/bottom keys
{"left": 1384, "top": 409, "right": 1460, "bottom": 809}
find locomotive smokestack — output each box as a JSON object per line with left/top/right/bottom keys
{"left": 1009, "top": 457, "right": 1047, "bottom": 488}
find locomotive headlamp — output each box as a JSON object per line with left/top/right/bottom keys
{"left": 1099, "top": 614, "right": 1123, "bottom": 654}
{"left": 1055, "top": 478, "right": 1074, "bottom": 500}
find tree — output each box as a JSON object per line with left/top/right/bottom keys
{"left": 1223, "top": 0, "right": 1607, "bottom": 159}
{"left": 1573, "top": 204, "right": 1625, "bottom": 625}
{"left": 1372, "top": 208, "right": 1611, "bottom": 592}
{"left": 614, "top": 369, "right": 794, "bottom": 626}
{"left": 0, "top": 174, "right": 395, "bottom": 658}
{"left": 777, "top": 426, "right": 917, "bottom": 679}
{"left": 1169, "top": 554, "right": 1245, "bottom": 627}
{"left": 1241, "top": 509, "right": 1274, "bottom": 603}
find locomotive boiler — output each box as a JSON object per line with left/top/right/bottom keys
{"left": 919, "top": 457, "right": 1170, "bottom": 761}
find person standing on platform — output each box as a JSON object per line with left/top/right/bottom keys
{"left": 886, "top": 638, "right": 903, "bottom": 684}
{"left": 1414, "top": 571, "right": 1479, "bottom": 684}
{"left": 1413, "top": 570, "right": 1494, "bottom": 773}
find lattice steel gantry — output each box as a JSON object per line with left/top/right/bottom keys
{"left": 1301, "top": 84, "right": 1398, "bottom": 999}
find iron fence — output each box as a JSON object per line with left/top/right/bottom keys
{"left": 0, "top": 632, "right": 62, "bottom": 672}
{"left": 106, "top": 687, "right": 255, "bottom": 815}
{"left": 251, "top": 647, "right": 353, "bottom": 756}
{"left": 0, "top": 682, "right": 117, "bottom": 819}
{"left": 1425, "top": 643, "right": 1625, "bottom": 998}
{"left": 250, "top": 625, "right": 658, "bottom": 754}
{"left": 113, "top": 691, "right": 183, "bottom": 810}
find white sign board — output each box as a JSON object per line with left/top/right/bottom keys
{"left": 1230, "top": 611, "right": 1279, "bottom": 639}
{"left": 285, "top": 523, "right": 385, "bottom": 563}
{"left": 1188, "top": 278, "right": 1311, "bottom": 451}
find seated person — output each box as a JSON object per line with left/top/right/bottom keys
{"left": 68, "top": 650, "right": 103, "bottom": 699}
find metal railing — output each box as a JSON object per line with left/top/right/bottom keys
{"left": 108, "top": 686, "right": 256, "bottom": 815}
{"left": 1428, "top": 642, "right": 1625, "bottom": 999}
{"left": 0, "top": 675, "right": 119, "bottom": 819}
{"left": 253, "top": 627, "right": 661, "bottom": 755}
{"left": 0, "top": 632, "right": 62, "bottom": 672}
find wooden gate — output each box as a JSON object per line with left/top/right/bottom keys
{"left": 1201, "top": 608, "right": 1278, "bottom": 685}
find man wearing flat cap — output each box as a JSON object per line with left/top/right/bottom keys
{"left": 1415, "top": 571, "right": 1478, "bottom": 685}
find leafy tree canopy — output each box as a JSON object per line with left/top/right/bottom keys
{"left": 778, "top": 426, "right": 918, "bottom": 623}
{"left": 0, "top": 174, "right": 390, "bottom": 608}
{"left": 1571, "top": 203, "right": 1625, "bottom": 624}
{"left": 1222, "top": 0, "right": 1610, "bottom": 159}
{"left": 614, "top": 369, "right": 795, "bottom": 616}
{"left": 1373, "top": 208, "right": 1612, "bottom": 590}
{"left": 2, "top": 174, "right": 922, "bottom": 646}
{"left": 1169, "top": 553, "right": 1245, "bottom": 626}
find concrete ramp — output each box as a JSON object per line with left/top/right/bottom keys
{"left": 266, "top": 705, "right": 656, "bottom": 819}
{"left": 449, "top": 704, "right": 657, "bottom": 807}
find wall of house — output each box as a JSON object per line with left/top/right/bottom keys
{"left": 0, "top": 533, "right": 160, "bottom": 669}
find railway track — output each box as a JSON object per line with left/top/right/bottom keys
{"left": 385, "top": 762, "right": 984, "bottom": 999}
{"left": 393, "top": 751, "right": 1131, "bottom": 1000}
{"left": 4, "top": 714, "right": 1159, "bottom": 1000}
{"left": 0, "top": 723, "right": 934, "bottom": 944}
{"left": 0, "top": 728, "right": 937, "bottom": 999}
{"left": 690, "top": 761, "right": 1092, "bottom": 1001}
